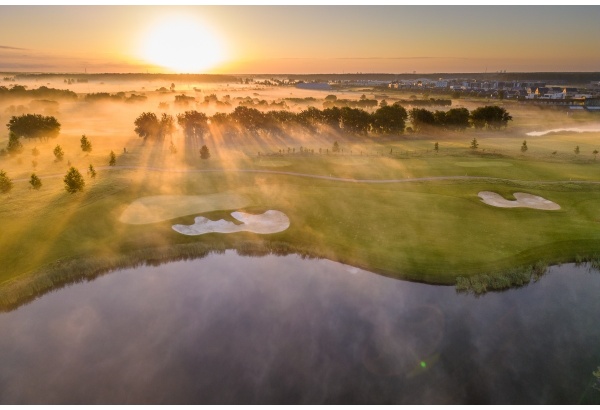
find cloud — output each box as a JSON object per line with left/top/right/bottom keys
{"left": 0, "top": 45, "right": 27, "bottom": 50}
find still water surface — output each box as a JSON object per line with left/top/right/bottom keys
{"left": 0, "top": 251, "right": 599, "bottom": 404}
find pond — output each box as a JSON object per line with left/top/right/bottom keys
{"left": 0, "top": 251, "right": 599, "bottom": 404}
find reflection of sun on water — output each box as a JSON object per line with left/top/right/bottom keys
{"left": 140, "top": 17, "right": 225, "bottom": 73}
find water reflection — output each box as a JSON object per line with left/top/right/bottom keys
{"left": 0, "top": 252, "right": 599, "bottom": 404}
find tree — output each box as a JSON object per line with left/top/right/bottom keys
{"left": 177, "top": 110, "right": 208, "bottom": 138}
{"left": 159, "top": 113, "right": 176, "bottom": 138}
{"left": 88, "top": 164, "right": 97, "bottom": 178}
{"left": 200, "top": 145, "right": 210, "bottom": 159}
{"left": 409, "top": 108, "right": 436, "bottom": 131}
{"left": 0, "top": 170, "right": 13, "bottom": 194}
{"left": 109, "top": 150, "right": 116, "bottom": 166}
{"left": 444, "top": 108, "right": 471, "bottom": 130}
{"left": 594, "top": 149, "right": 599, "bottom": 161}
{"left": 320, "top": 107, "right": 342, "bottom": 131}
{"left": 134, "top": 112, "right": 160, "bottom": 139}
{"left": 80, "top": 134, "right": 92, "bottom": 153}
{"left": 6, "top": 132, "right": 23, "bottom": 155}
{"left": 340, "top": 107, "right": 371, "bottom": 135}
{"left": 470, "top": 138, "right": 479, "bottom": 150}
{"left": 169, "top": 140, "right": 177, "bottom": 154}
{"left": 7, "top": 113, "right": 61, "bottom": 140}
{"left": 332, "top": 141, "right": 340, "bottom": 153}
{"left": 63, "top": 167, "right": 85, "bottom": 193}
{"left": 470, "top": 106, "right": 512, "bottom": 129}
{"left": 32, "top": 147, "right": 39, "bottom": 156}
{"left": 434, "top": 142, "right": 439, "bottom": 152}
{"left": 53, "top": 144, "right": 64, "bottom": 161}
{"left": 574, "top": 146, "right": 580, "bottom": 155}
{"left": 29, "top": 173, "right": 42, "bottom": 190}
{"left": 230, "top": 106, "right": 265, "bottom": 132}
{"left": 371, "top": 104, "right": 407, "bottom": 134}
{"left": 521, "top": 140, "right": 528, "bottom": 153}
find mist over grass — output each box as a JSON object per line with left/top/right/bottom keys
{"left": 1, "top": 76, "right": 600, "bottom": 308}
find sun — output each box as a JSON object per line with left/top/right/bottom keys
{"left": 140, "top": 17, "right": 225, "bottom": 73}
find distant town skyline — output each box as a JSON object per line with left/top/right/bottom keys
{"left": 0, "top": 5, "right": 599, "bottom": 74}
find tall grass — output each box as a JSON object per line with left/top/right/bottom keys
{"left": 456, "top": 255, "right": 600, "bottom": 295}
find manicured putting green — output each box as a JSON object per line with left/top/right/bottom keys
{"left": 119, "top": 192, "right": 252, "bottom": 224}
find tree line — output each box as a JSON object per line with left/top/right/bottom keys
{"left": 134, "top": 104, "right": 512, "bottom": 139}
{"left": 0, "top": 85, "right": 77, "bottom": 100}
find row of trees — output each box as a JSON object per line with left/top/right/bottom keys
{"left": 0, "top": 85, "right": 77, "bottom": 100}
{"left": 84, "top": 92, "right": 147, "bottom": 103}
{"left": 135, "top": 104, "right": 512, "bottom": 139}
{"left": 409, "top": 106, "right": 512, "bottom": 131}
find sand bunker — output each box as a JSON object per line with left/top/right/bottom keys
{"left": 119, "top": 193, "right": 251, "bottom": 224}
{"left": 172, "top": 210, "right": 290, "bottom": 235}
{"left": 478, "top": 191, "right": 560, "bottom": 210}
{"left": 526, "top": 127, "right": 600, "bottom": 137}
{"left": 455, "top": 161, "right": 512, "bottom": 168}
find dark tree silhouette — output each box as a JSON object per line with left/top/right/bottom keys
{"left": 7, "top": 114, "right": 61, "bottom": 140}
{"left": 53, "top": 144, "right": 64, "bottom": 161}
{"left": 6, "top": 132, "right": 23, "bottom": 155}
{"left": 371, "top": 104, "right": 407, "bottom": 135}
{"left": 200, "top": 145, "right": 210, "bottom": 159}
{"left": 470, "top": 106, "right": 512, "bottom": 129}
{"left": 29, "top": 173, "right": 42, "bottom": 190}
{"left": 63, "top": 167, "right": 85, "bottom": 193}
{"left": 80, "top": 134, "right": 92, "bottom": 153}
{"left": 177, "top": 110, "right": 209, "bottom": 138}
{"left": 134, "top": 112, "right": 160, "bottom": 139}
{"left": 0, "top": 170, "right": 13, "bottom": 194}
{"left": 409, "top": 108, "right": 436, "bottom": 131}
{"left": 521, "top": 140, "right": 528, "bottom": 153}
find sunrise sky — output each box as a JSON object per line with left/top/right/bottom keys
{"left": 1, "top": 5, "right": 599, "bottom": 74}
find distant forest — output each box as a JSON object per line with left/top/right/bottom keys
{"left": 5, "top": 73, "right": 239, "bottom": 83}
{"left": 2, "top": 72, "right": 599, "bottom": 84}
{"left": 280, "top": 72, "right": 600, "bottom": 83}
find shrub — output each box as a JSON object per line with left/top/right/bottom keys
{"left": 29, "top": 173, "right": 42, "bottom": 190}
{"left": 63, "top": 167, "right": 85, "bottom": 193}
{"left": 0, "top": 170, "right": 13, "bottom": 194}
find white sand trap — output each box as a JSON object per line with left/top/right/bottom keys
{"left": 526, "top": 127, "right": 600, "bottom": 137}
{"left": 455, "top": 161, "right": 512, "bottom": 168}
{"left": 478, "top": 191, "right": 560, "bottom": 210}
{"left": 119, "top": 193, "right": 251, "bottom": 224}
{"left": 172, "top": 210, "right": 290, "bottom": 235}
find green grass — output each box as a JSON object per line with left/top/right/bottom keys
{"left": 2, "top": 106, "right": 600, "bottom": 308}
